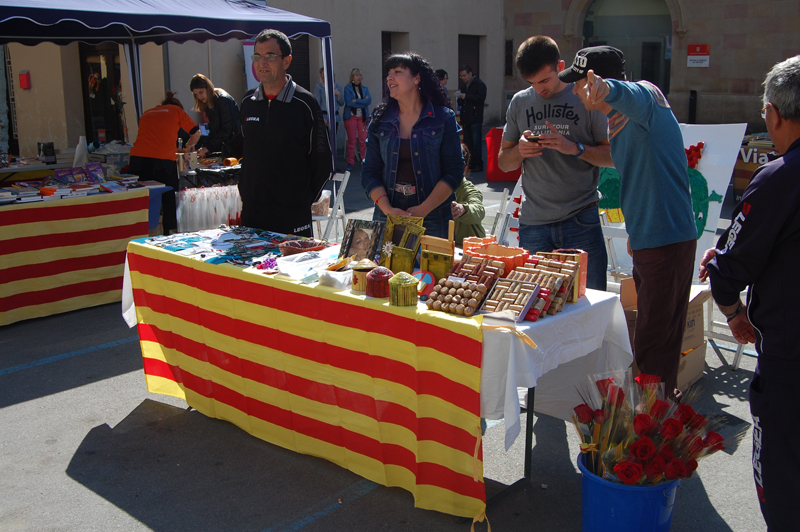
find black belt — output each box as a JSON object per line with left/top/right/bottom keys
{"left": 581, "top": 200, "right": 599, "bottom": 212}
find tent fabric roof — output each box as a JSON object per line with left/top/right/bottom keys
{"left": 0, "top": 0, "right": 332, "bottom": 46}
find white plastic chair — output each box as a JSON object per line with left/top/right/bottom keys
{"left": 312, "top": 171, "right": 349, "bottom": 242}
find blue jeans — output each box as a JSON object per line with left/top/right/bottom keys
{"left": 519, "top": 207, "right": 608, "bottom": 291}
{"left": 462, "top": 122, "right": 483, "bottom": 168}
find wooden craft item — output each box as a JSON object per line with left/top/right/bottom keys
{"left": 389, "top": 271, "right": 418, "bottom": 306}
{"left": 379, "top": 215, "right": 425, "bottom": 266}
{"left": 420, "top": 250, "right": 453, "bottom": 282}
{"left": 424, "top": 278, "right": 488, "bottom": 317}
{"left": 389, "top": 246, "right": 416, "bottom": 275}
{"left": 366, "top": 266, "right": 393, "bottom": 298}
{"left": 352, "top": 259, "right": 378, "bottom": 293}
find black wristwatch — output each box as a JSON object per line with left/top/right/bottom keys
{"left": 723, "top": 301, "right": 745, "bottom": 323}
{"left": 572, "top": 142, "right": 585, "bottom": 158}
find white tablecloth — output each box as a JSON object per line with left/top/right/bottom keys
{"left": 480, "top": 289, "right": 633, "bottom": 450}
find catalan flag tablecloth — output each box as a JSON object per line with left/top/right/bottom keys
{"left": 0, "top": 190, "right": 149, "bottom": 326}
{"left": 126, "top": 241, "right": 487, "bottom": 518}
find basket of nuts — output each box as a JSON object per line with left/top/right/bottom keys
{"left": 424, "top": 278, "right": 489, "bottom": 317}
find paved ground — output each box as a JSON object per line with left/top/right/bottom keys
{"left": 0, "top": 141, "right": 768, "bottom": 531}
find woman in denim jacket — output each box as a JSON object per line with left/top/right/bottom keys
{"left": 361, "top": 53, "right": 464, "bottom": 239}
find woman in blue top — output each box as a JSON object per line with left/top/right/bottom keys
{"left": 361, "top": 53, "right": 464, "bottom": 239}
{"left": 343, "top": 68, "right": 372, "bottom": 171}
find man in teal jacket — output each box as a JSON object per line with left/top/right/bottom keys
{"left": 561, "top": 46, "right": 696, "bottom": 398}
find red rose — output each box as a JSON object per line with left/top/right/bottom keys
{"left": 687, "top": 413, "right": 708, "bottom": 430}
{"left": 613, "top": 461, "right": 644, "bottom": 485}
{"left": 574, "top": 403, "right": 594, "bottom": 424}
{"left": 635, "top": 373, "right": 661, "bottom": 388}
{"left": 594, "top": 409, "right": 608, "bottom": 425}
{"left": 649, "top": 399, "right": 670, "bottom": 420}
{"left": 608, "top": 384, "right": 626, "bottom": 407}
{"left": 630, "top": 436, "right": 656, "bottom": 461}
{"left": 644, "top": 456, "right": 666, "bottom": 480}
{"left": 705, "top": 431, "right": 725, "bottom": 452}
{"left": 634, "top": 413, "right": 655, "bottom": 436}
{"left": 665, "top": 458, "right": 687, "bottom": 480}
{"left": 676, "top": 404, "right": 696, "bottom": 424}
{"left": 685, "top": 458, "right": 699, "bottom": 476}
{"left": 659, "top": 444, "right": 675, "bottom": 462}
{"left": 660, "top": 418, "right": 683, "bottom": 440}
{"left": 596, "top": 378, "right": 615, "bottom": 398}
{"left": 686, "top": 435, "right": 705, "bottom": 457}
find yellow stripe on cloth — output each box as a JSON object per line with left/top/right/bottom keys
{"left": 0, "top": 209, "right": 147, "bottom": 241}
{"left": 1, "top": 237, "right": 140, "bottom": 270}
{"left": 0, "top": 290, "right": 121, "bottom": 327}
{"left": 130, "top": 269, "right": 481, "bottom": 398}
{"left": 129, "top": 242, "right": 486, "bottom": 518}
{"left": 1, "top": 265, "right": 123, "bottom": 298}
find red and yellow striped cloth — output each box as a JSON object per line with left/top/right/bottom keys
{"left": 126, "top": 241, "right": 487, "bottom": 518}
{"left": 0, "top": 189, "right": 149, "bottom": 326}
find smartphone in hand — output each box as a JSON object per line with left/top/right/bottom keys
{"left": 524, "top": 134, "right": 541, "bottom": 143}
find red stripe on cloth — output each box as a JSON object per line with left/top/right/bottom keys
{"left": 0, "top": 195, "right": 148, "bottom": 227}
{"left": 127, "top": 251, "right": 482, "bottom": 369}
{"left": 1, "top": 251, "right": 127, "bottom": 284}
{"left": 142, "top": 356, "right": 485, "bottom": 501}
{"left": 138, "top": 322, "right": 478, "bottom": 455}
{"left": 0, "top": 276, "right": 122, "bottom": 312}
{"left": 133, "top": 289, "right": 479, "bottom": 415}
{"left": 1, "top": 222, "right": 148, "bottom": 256}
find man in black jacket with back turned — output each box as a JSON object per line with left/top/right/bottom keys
{"left": 458, "top": 65, "right": 487, "bottom": 172}
{"left": 700, "top": 55, "right": 800, "bottom": 531}
{"left": 239, "top": 29, "right": 332, "bottom": 236}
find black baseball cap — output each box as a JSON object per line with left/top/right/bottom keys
{"left": 559, "top": 46, "right": 626, "bottom": 83}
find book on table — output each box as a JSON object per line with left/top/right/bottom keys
{"left": 139, "top": 181, "right": 168, "bottom": 189}
{"left": 99, "top": 181, "right": 128, "bottom": 193}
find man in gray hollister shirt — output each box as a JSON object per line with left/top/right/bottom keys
{"left": 499, "top": 35, "right": 613, "bottom": 290}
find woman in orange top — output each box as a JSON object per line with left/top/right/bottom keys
{"left": 129, "top": 92, "right": 201, "bottom": 234}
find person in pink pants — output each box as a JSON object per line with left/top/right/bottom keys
{"left": 343, "top": 68, "right": 372, "bottom": 170}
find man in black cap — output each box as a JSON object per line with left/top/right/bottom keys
{"left": 561, "top": 46, "right": 697, "bottom": 399}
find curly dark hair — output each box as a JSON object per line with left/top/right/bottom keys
{"left": 371, "top": 52, "right": 451, "bottom": 124}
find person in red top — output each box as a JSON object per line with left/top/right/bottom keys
{"left": 129, "top": 91, "right": 200, "bottom": 234}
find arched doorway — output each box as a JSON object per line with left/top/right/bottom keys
{"left": 569, "top": 0, "right": 676, "bottom": 95}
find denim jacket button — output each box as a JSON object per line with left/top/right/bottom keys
{"left": 412, "top": 134, "right": 417, "bottom": 138}
{"left": 414, "top": 151, "right": 419, "bottom": 156}
{"left": 432, "top": 131, "right": 436, "bottom": 135}
{"left": 417, "top": 170, "right": 422, "bottom": 174}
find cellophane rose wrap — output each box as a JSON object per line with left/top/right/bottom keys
{"left": 570, "top": 369, "right": 726, "bottom": 486}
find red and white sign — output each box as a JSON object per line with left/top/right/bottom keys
{"left": 687, "top": 44, "right": 710, "bottom": 68}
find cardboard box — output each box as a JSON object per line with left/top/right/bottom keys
{"left": 677, "top": 340, "right": 706, "bottom": 392}
{"left": 619, "top": 278, "right": 712, "bottom": 353}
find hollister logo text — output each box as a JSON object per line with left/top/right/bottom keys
{"left": 720, "top": 204, "right": 750, "bottom": 254}
{"left": 246, "top": 116, "right": 260, "bottom": 122}
{"left": 526, "top": 103, "right": 581, "bottom": 127}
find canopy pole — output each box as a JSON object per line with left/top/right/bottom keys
{"left": 322, "top": 36, "right": 336, "bottom": 167}
{"left": 123, "top": 42, "right": 144, "bottom": 122}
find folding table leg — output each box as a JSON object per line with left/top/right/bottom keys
{"left": 486, "top": 387, "right": 535, "bottom": 506}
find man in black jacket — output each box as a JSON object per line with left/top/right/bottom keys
{"left": 700, "top": 54, "right": 800, "bottom": 531}
{"left": 239, "top": 29, "right": 332, "bottom": 236}
{"left": 458, "top": 65, "right": 487, "bottom": 172}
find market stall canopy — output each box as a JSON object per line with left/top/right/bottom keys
{"left": 0, "top": 0, "right": 338, "bottom": 153}
{"left": 0, "top": 0, "right": 332, "bottom": 45}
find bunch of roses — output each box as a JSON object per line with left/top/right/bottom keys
{"left": 572, "top": 370, "right": 725, "bottom": 486}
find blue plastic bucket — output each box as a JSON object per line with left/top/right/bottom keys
{"left": 578, "top": 454, "right": 680, "bottom": 532}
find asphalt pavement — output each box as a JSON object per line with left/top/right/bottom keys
{"left": 0, "top": 140, "right": 768, "bottom": 531}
